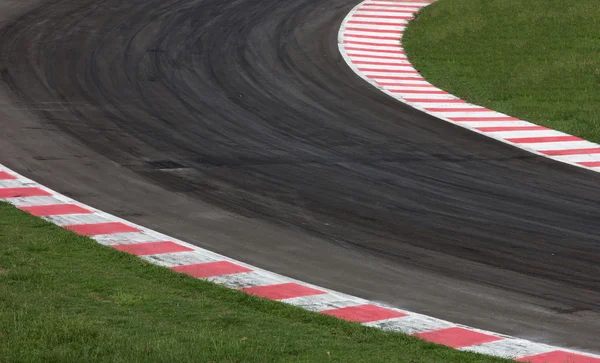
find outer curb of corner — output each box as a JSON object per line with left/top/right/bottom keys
{"left": 339, "top": 0, "right": 600, "bottom": 175}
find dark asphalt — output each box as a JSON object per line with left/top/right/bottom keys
{"left": 0, "top": 0, "right": 599, "bottom": 352}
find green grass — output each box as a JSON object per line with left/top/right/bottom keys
{"left": 403, "top": 0, "right": 600, "bottom": 143}
{"left": 0, "top": 202, "right": 513, "bottom": 362}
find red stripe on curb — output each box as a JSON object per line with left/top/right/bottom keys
{"left": 578, "top": 161, "right": 600, "bottom": 167}
{"left": 360, "top": 68, "right": 419, "bottom": 74}
{"left": 518, "top": 351, "right": 600, "bottom": 363}
{"left": 382, "top": 0, "right": 432, "bottom": 3}
{"left": 415, "top": 327, "right": 502, "bottom": 348}
{"left": 476, "top": 126, "right": 548, "bottom": 132}
{"left": 426, "top": 107, "right": 491, "bottom": 113}
{"left": 377, "top": 82, "right": 427, "bottom": 87}
{"left": 372, "top": 0, "right": 429, "bottom": 2}
{"left": 65, "top": 222, "right": 140, "bottom": 236}
{"left": 357, "top": 8, "right": 416, "bottom": 14}
{"left": 348, "top": 54, "right": 407, "bottom": 60}
{"left": 353, "top": 14, "right": 412, "bottom": 20}
{"left": 348, "top": 20, "right": 408, "bottom": 27}
{"left": 391, "top": 89, "right": 448, "bottom": 94}
{"left": 353, "top": 60, "right": 406, "bottom": 66}
{"left": 172, "top": 261, "right": 252, "bottom": 278}
{"left": 242, "top": 283, "right": 326, "bottom": 300}
{"left": 345, "top": 40, "right": 403, "bottom": 47}
{"left": 361, "top": 4, "right": 419, "bottom": 9}
{"left": 358, "top": 66, "right": 415, "bottom": 71}
{"left": 113, "top": 241, "right": 194, "bottom": 256}
{"left": 346, "top": 27, "right": 403, "bottom": 33}
{"left": 404, "top": 98, "right": 465, "bottom": 103}
{"left": 345, "top": 34, "right": 400, "bottom": 41}
{"left": 0, "top": 171, "right": 16, "bottom": 180}
{"left": 539, "top": 148, "right": 600, "bottom": 156}
{"left": 0, "top": 187, "right": 52, "bottom": 198}
{"left": 19, "top": 204, "right": 92, "bottom": 216}
{"left": 361, "top": 1, "right": 420, "bottom": 5}
{"left": 373, "top": 75, "right": 422, "bottom": 81}
{"left": 345, "top": 46, "right": 405, "bottom": 54}
{"left": 506, "top": 136, "right": 581, "bottom": 144}
{"left": 321, "top": 304, "right": 407, "bottom": 323}
{"left": 348, "top": 54, "right": 408, "bottom": 61}
{"left": 360, "top": 3, "right": 419, "bottom": 6}
{"left": 361, "top": 1, "right": 419, "bottom": 4}
{"left": 449, "top": 116, "right": 520, "bottom": 122}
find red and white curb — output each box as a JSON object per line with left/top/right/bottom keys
{"left": 2, "top": 168, "right": 600, "bottom": 360}
{"left": 0, "top": 1, "right": 598, "bottom": 360}
{"left": 339, "top": 0, "right": 600, "bottom": 174}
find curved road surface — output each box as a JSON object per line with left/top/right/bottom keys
{"left": 1, "top": 0, "right": 599, "bottom": 352}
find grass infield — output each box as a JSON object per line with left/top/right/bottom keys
{"left": 0, "top": 201, "right": 514, "bottom": 362}
{"left": 403, "top": 0, "right": 600, "bottom": 143}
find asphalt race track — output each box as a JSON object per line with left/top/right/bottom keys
{"left": 0, "top": 0, "right": 599, "bottom": 352}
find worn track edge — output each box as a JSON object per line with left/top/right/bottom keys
{"left": 0, "top": 0, "right": 597, "bottom": 361}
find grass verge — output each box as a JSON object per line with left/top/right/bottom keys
{"left": 0, "top": 201, "right": 513, "bottom": 362}
{"left": 403, "top": 0, "right": 600, "bottom": 143}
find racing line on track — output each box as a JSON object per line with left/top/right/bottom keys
{"left": 0, "top": 0, "right": 599, "bottom": 361}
